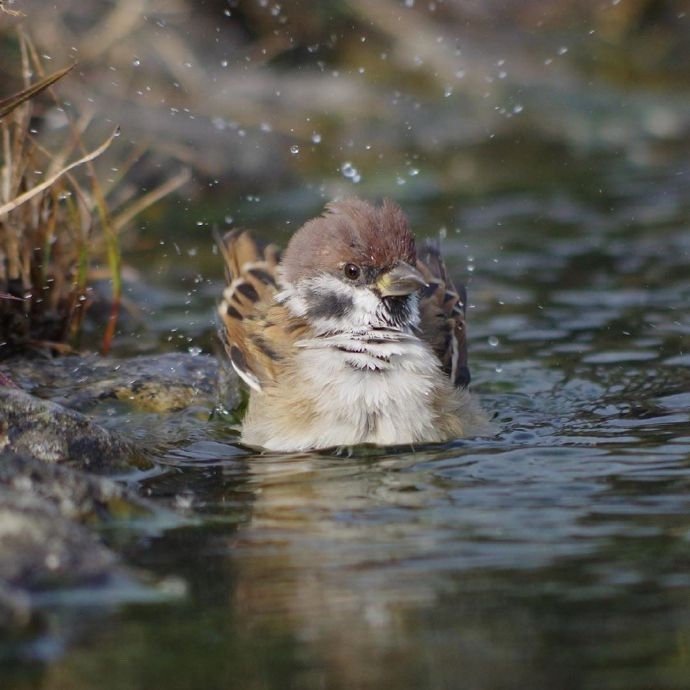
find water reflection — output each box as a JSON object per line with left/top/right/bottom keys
{"left": 183, "top": 407, "right": 690, "bottom": 688}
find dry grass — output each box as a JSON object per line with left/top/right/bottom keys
{"left": 0, "top": 33, "right": 189, "bottom": 357}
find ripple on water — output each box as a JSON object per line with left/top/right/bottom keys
{"left": 583, "top": 350, "right": 659, "bottom": 364}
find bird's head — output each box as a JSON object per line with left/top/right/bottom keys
{"left": 277, "top": 199, "right": 428, "bottom": 333}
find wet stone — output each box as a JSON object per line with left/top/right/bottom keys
{"left": 0, "top": 353, "right": 238, "bottom": 413}
{"left": 0, "top": 488, "right": 117, "bottom": 590}
{"left": 0, "top": 353, "right": 235, "bottom": 633}
{"left": 0, "top": 453, "right": 132, "bottom": 631}
{"left": 0, "top": 452, "right": 154, "bottom": 525}
{"left": 0, "top": 388, "right": 143, "bottom": 474}
{"left": 0, "top": 353, "right": 239, "bottom": 472}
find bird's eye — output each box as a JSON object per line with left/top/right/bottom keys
{"left": 343, "top": 263, "right": 361, "bottom": 280}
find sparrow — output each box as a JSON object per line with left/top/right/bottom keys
{"left": 217, "top": 198, "right": 487, "bottom": 452}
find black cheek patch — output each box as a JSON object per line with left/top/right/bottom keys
{"left": 305, "top": 289, "right": 353, "bottom": 320}
{"left": 383, "top": 295, "right": 411, "bottom": 326}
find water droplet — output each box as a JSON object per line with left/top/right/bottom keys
{"left": 188, "top": 346, "right": 202, "bottom": 356}
{"left": 174, "top": 493, "right": 194, "bottom": 510}
{"left": 495, "top": 365, "right": 503, "bottom": 373}
{"left": 557, "top": 46, "right": 568, "bottom": 55}
{"left": 290, "top": 144, "right": 300, "bottom": 155}
{"left": 311, "top": 132, "right": 322, "bottom": 144}
{"left": 512, "top": 104, "right": 524, "bottom": 114}
{"left": 341, "top": 162, "right": 356, "bottom": 177}
{"left": 132, "top": 58, "right": 141, "bottom": 67}
{"left": 224, "top": 214, "right": 234, "bottom": 224}
{"left": 444, "top": 86, "right": 453, "bottom": 97}
{"left": 221, "top": 59, "right": 229, "bottom": 67}
{"left": 408, "top": 167, "right": 419, "bottom": 176}
{"left": 396, "top": 176, "right": 406, "bottom": 186}
{"left": 488, "top": 336, "right": 500, "bottom": 347}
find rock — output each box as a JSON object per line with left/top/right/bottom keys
{"left": 0, "top": 488, "right": 117, "bottom": 589}
{"left": 0, "top": 351, "right": 238, "bottom": 633}
{"left": 0, "top": 455, "right": 122, "bottom": 629}
{"left": 0, "top": 452, "right": 154, "bottom": 524}
{"left": 0, "top": 451, "right": 180, "bottom": 632}
{"left": 0, "top": 388, "right": 145, "bottom": 473}
{"left": 0, "top": 352, "right": 238, "bottom": 413}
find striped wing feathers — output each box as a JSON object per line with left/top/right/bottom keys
{"left": 416, "top": 242, "right": 470, "bottom": 388}
{"left": 218, "top": 230, "right": 281, "bottom": 391}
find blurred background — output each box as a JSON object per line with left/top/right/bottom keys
{"left": 3, "top": 0, "right": 688, "bottom": 186}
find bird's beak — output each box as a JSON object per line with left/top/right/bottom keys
{"left": 377, "top": 261, "right": 428, "bottom": 297}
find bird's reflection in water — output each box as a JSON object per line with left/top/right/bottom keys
{"left": 223, "top": 446, "right": 523, "bottom": 689}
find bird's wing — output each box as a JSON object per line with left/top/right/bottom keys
{"left": 416, "top": 241, "right": 471, "bottom": 388}
{"left": 216, "top": 230, "right": 287, "bottom": 391}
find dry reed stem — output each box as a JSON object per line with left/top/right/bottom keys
{"left": 0, "top": 31, "right": 190, "bottom": 356}
{"left": 111, "top": 167, "right": 191, "bottom": 234}
{"left": 0, "top": 64, "right": 75, "bottom": 120}
{"left": 0, "top": 0, "right": 22, "bottom": 17}
{"left": 0, "top": 128, "right": 119, "bottom": 217}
